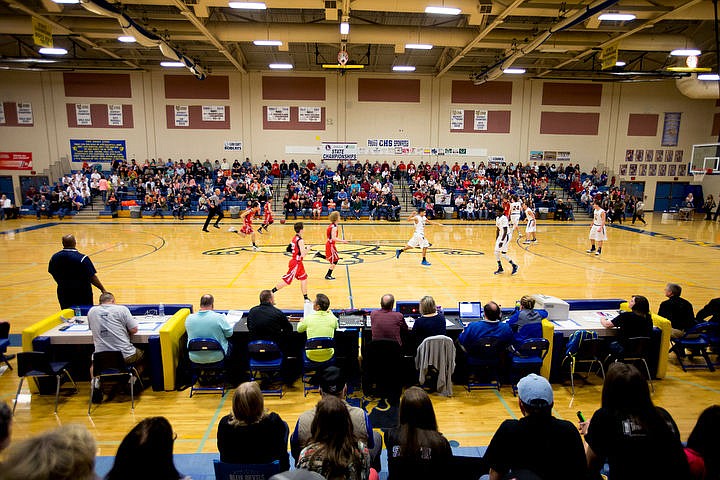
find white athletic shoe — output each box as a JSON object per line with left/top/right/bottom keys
{"left": 228, "top": 226, "right": 237, "bottom": 233}
{"left": 252, "top": 245, "right": 259, "bottom": 252}
{"left": 595, "top": 251, "right": 601, "bottom": 256}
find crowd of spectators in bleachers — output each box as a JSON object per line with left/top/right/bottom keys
{"left": 15, "top": 156, "right": 616, "bottom": 221}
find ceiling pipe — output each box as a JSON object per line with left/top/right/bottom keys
{"left": 472, "top": 0, "right": 620, "bottom": 84}
{"left": 3, "top": 0, "right": 140, "bottom": 69}
{"left": 170, "top": 0, "right": 246, "bottom": 73}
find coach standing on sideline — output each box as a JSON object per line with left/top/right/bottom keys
{"left": 48, "top": 234, "right": 106, "bottom": 309}
{"left": 202, "top": 188, "right": 225, "bottom": 232}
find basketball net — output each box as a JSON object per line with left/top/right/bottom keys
{"left": 690, "top": 170, "right": 706, "bottom": 184}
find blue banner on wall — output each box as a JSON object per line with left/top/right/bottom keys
{"left": 661, "top": 112, "right": 681, "bottom": 147}
{"left": 70, "top": 139, "right": 126, "bottom": 163}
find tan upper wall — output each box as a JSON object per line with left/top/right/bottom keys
{"left": 1, "top": 70, "right": 717, "bottom": 178}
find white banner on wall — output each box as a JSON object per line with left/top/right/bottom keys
{"left": 174, "top": 105, "right": 189, "bottom": 127}
{"left": 367, "top": 139, "right": 410, "bottom": 147}
{"left": 322, "top": 142, "right": 357, "bottom": 160}
{"left": 224, "top": 141, "right": 243, "bottom": 151}
{"left": 450, "top": 109, "right": 464, "bottom": 129}
{"left": 0, "top": 104, "right": 5, "bottom": 124}
{"left": 76, "top": 104, "right": 92, "bottom": 126}
{"left": 202, "top": 105, "right": 225, "bottom": 122}
{"left": 16, "top": 102, "right": 33, "bottom": 124}
{"left": 267, "top": 106, "right": 290, "bottom": 122}
{"left": 108, "top": 105, "right": 123, "bottom": 126}
{"left": 473, "top": 110, "right": 488, "bottom": 131}
{"left": 298, "top": 106, "right": 321, "bottom": 123}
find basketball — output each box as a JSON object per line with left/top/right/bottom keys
{"left": 280, "top": 218, "right": 286, "bottom": 224}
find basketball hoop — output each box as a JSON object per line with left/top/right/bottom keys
{"left": 691, "top": 170, "right": 706, "bottom": 184}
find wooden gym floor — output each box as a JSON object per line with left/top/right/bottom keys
{"left": 1, "top": 214, "right": 719, "bottom": 455}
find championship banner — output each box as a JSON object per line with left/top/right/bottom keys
{"left": 174, "top": 105, "right": 189, "bottom": 127}
{"left": 108, "top": 105, "right": 123, "bottom": 126}
{"left": 70, "top": 139, "right": 126, "bottom": 163}
{"left": 76, "top": 104, "right": 92, "bottom": 126}
{"left": 16, "top": 102, "right": 33, "bottom": 125}
{"left": 450, "top": 109, "right": 464, "bottom": 129}
{"left": 0, "top": 152, "right": 32, "bottom": 170}
{"left": 267, "top": 106, "right": 290, "bottom": 122}
{"left": 202, "top": 105, "right": 225, "bottom": 122}
{"left": 473, "top": 110, "right": 488, "bottom": 131}
{"left": 322, "top": 142, "right": 357, "bottom": 161}
{"left": 661, "top": 112, "right": 681, "bottom": 146}
{"left": 298, "top": 106, "right": 321, "bottom": 122}
{"left": 0, "top": 104, "right": 5, "bottom": 124}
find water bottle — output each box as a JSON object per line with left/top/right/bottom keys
{"left": 159, "top": 303, "right": 165, "bottom": 316}
{"left": 74, "top": 306, "right": 82, "bottom": 322}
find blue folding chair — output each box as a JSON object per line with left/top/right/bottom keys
{"left": 88, "top": 350, "right": 142, "bottom": 414}
{"left": 248, "top": 340, "right": 284, "bottom": 397}
{"left": 465, "top": 337, "right": 504, "bottom": 392}
{"left": 508, "top": 338, "right": 550, "bottom": 396}
{"left": 188, "top": 338, "right": 227, "bottom": 397}
{"left": 302, "top": 337, "right": 335, "bottom": 396}
{"left": 670, "top": 322, "right": 716, "bottom": 372}
{"left": 607, "top": 336, "right": 654, "bottom": 392}
{"left": 13, "top": 351, "right": 77, "bottom": 414}
{"left": 212, "top": 459, "right": 280, "bottom": 480}
{"left": 0, "top": 321, "right": 14, "bottom": 370}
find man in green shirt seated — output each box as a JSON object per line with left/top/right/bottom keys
{"left": 298, "top": 293, "right": 338, "bottom": 362}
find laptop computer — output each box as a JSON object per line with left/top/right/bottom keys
{"left": 458, "top": 301, "right": 482, "bottom": 323}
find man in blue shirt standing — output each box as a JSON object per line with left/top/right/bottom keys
{"left": 185, "top": 294, "right": 233, "bottom": 364}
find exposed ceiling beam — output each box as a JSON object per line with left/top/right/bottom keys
{"left": 40, "top": 0, "right": 62, "bottom": 14}
{"left": 536, "top": 0, "right": 705, "bottom": 77}
{"left": 3, "top": 0, "right": 140, "bottom": 69}
{"left": 435, "top": 0, "right": 526, "bottom": 77}
{"left": 171, "top": 0, "right": 247, "bottom": 73}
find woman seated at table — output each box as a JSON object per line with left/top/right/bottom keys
{"left": 600, "top": 295, "right": 653, "bottom": 354}
{"left": 217, "top": 381, "right": 290, "bottom": 472}
{"left": 384, "top": 387, "right": 452, "bottom": 479}
{"left": 508, "top": 295, "right": 548, "bottom": 343}
{"left": 413, "top": 295, "right": 446, "bottom": 346}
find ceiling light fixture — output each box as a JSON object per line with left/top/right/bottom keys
{"left": 38, "top": 47, "right": 67, "bottom": 55}
{"left": 340, "top": 22, "right": 350, "bottom": 35}
{"left": 118, "top": 36, "right": 136, "bottom": 43}
{"left": 424, "top": 6, "right": 461, "bottom": 15}
{"left": 405, "top": 43, "right": 433, "bottom": 50}
{"left": 269, "top": 63, "right": 293, "bottom": 69}
{"left": 393, "top": 65, "right": 416, "bottom": 72}
{"left": 228, "top": 2, "right": 266, "bottom": 9}
{"left": 698, "top": 73, "right": 720, "bottom": 80}
{"left": 670, "top": 49, "right": 701, "bottom": 56}
{"left": 253, "top": 40, "right": 282, "bottom": 46}
{"left": 598, "top": 12, "right": 636, "bottom": 21}
{"left": 503, "top": 68, "right": 526, "bottom": 74}
{"left": 160, "top": 61, "right": 185, "bottom": 67}
{"left": 615, "top": 61, "right": 626, "bottom": 67}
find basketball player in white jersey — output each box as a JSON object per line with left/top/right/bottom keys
{"left": 523, "top": 201, "right": 537, "bottom": 243}
{"left": 396, "top": 207, "right": 436, "bottom": 266}
{"left": 587, "top": 200, "right": 607, "bottom": 255}
{"left": 494, "top": 204, "right": 519, "bottom": 275}
{"left": 509, "top": 195, "right": 523, "bottom": 235}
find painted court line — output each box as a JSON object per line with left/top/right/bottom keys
{"left": 197, "top": 394, "right": 228, "bottom": 453}
{"left": 341, "top": 225, "right": 355, "bottom": 309}
{"left": 493, "top": 389, "right": 518, "bottom": 419}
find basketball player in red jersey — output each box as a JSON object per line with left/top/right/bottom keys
{"left": 314, "top": 211, "right": 349, "bottom": 280}
{"left": 232, "top": 201, "right": 261, "bottom": 251}
{"left": 271, "top": 222, "right": 310, "bottom": 302}
{"left": 257, "top": 200, "right": 274, "bottom": 234}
